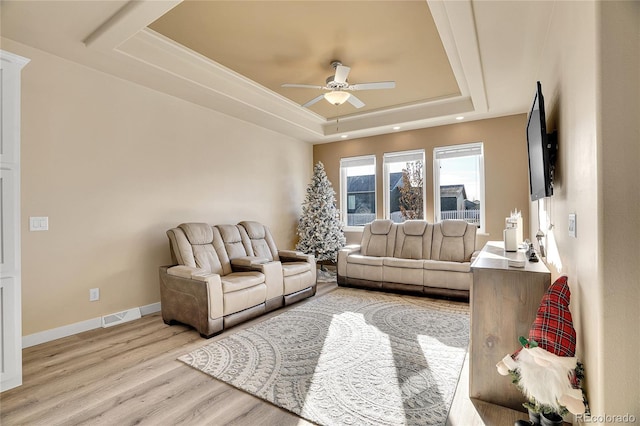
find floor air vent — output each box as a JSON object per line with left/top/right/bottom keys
{"left": 101, "top": 307, "right": 142, "bottom": 328}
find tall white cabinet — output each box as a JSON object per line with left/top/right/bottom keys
{"left": 1, "top": 50, "right": 30, "bottom": 392}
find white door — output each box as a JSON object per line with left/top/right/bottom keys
{"left": 0, "top": 50, "right": 29, "bottom": 392}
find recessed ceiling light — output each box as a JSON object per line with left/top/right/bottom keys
{"left": 456, "top": 116, "right": 465, "bottom": 120}
{"left": 341, "top": 134, "right": 348, "bottom": 139}
{"left": 392, "top": 126, "right": 401, "bottom": 130}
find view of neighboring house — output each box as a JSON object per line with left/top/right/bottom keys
{"left": 346, "top": 175, "right": 377, "bottom": 225}
{"left": 346, "top": 172, "right": 407, "bottom": 225}
{"left": 347, "top": 177, "right": 481, "bottom": 226}
{"left": 440, "top": 184, "right": 481, "bottom": 225}
{"left": 440, "top": 184, "right": 468, "bottom": 212}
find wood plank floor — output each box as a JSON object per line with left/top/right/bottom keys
{"left": 1, "top": 281, "right": 530, "bottom": 426}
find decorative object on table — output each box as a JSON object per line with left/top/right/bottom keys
{"left": 504, "top": 209, "right": 523, "bottom": 252}
{"left": 179, "top": 287, "right": 469, "bottom": 426}
{"left": 296, "top": 161, "right": 346, "bottom": 263}
{"left": 496, "top": 275, "right": 589, "bottom": 425}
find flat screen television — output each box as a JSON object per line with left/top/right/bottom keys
{"left": 526, "top": 81, "right": 557, "bottom": 201}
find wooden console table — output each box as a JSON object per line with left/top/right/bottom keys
{"left": 469, "top": 241, "right": 551, "bottom": 412}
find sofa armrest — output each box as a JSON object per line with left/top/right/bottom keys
{"left": 166, "top": 265, "right": 208, "bottom": 279}
{"left": 337, "top": 245, "right": 361, "bottom": 277}
{"left": 259, "top": 260, "right": 285, "bottom": 300}
{"left": 470, "top": 250, "right": 481, "bottom": 264}
{"left": 231, "top": 256, "right": 270, "bottom": 268}
{"left": 160, "top": 265, "right": 223, "bottom": 321}
{"left": 278, "top": 249, "right": 314, "bottom": 263}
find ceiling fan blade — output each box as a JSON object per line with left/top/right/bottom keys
{"left": 282, "top": 83, "right": 324, "bottom": 90}
{"left": 350, "top": 81, "right": 396, "bottom": 91}
{"left": 334, "top": 65, "right": 351, "bottom": 84}
{"left": 347, "top": 94, "right": 365, "bottom": 109}
{"left": 302, "top": 94, "right": 325, "bottom": 108}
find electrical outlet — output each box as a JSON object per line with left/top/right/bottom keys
{"left": 89, "top": 288, "right": 100, "bottom": 302}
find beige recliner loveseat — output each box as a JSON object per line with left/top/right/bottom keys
{"left": 337, "top": 219, "right": 478, "bottom": 299}
{"left": 159, "top": 222, "right": 316, "bottom": 337}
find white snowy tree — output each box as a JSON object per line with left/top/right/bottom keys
{"left": 296, "top": 161, "right": 346, "bottom": 263}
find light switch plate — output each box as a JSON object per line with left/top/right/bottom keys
{"left": 568, "top": 213, "right": 577, "bottom": 238}
{"left": 29, "top": 216, "right": 49, "bottom": 231}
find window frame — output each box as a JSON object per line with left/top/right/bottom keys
{"left": 433, "top": 142, "right": 485, "bottom": 232}
{"left": 340, "top": 155, "right": 377, "bottom": 231}
{"left": 382, "top": 149, "right": 426, "bottom": 223}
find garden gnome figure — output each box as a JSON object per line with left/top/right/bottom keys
{"left": 496, "top": 275, "right": 587, "bottom": 424}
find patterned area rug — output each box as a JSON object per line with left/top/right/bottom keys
{"left": 179, "top": 288, "right": 469, "bottom": 426}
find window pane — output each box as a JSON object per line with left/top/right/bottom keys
{"left": 437, "top": 153, "right": 482, "bottom": 227}
{"left": 384, "top": 150, "right": 425, "bottom": 224}
{"left": 345, "top": 163, "right": 376, "bottom": 226}
{"left": 388, "top": 160, "right": 424, "bottom": 223}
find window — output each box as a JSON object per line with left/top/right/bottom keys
{"left": 433, "top": 142, "right": 485, "bottom": 231}
{"left": 383, "top": 150, "right": 425, "bottom": 223}
{"left": 340, "top": 155, "right": 376, "bottom": 227}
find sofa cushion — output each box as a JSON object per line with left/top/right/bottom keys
{"left": 216, "top": 224, "right": 251, "bottom": 260}
{"left": 221, "top": 272, "right": 265, "bottom": 293}
{"left": 282, "top": 262, "right": 311, "bottom": 277}
{"left": 371, "top": 219, "right": 394, "bottom": 234}
{"left": 284, "top": 271, "right": 313, "bottom": 295}
{"left": 402, "top": 220, "right": 427, "bottom": 236}
{"left": 383, "top": 264, "right": 424, "bottom": 286}
{"left": 423, "top": 260, "right": 471, "bottom": 273}
{"left": 172, "top": 224, "right": 226, "bottom": 275}
{"left": 346, "top": 263, "right": 383, "bottom": 282}
{"left": 191, "top": 244, "right": 225, "bottom": 275}
{"left": 384, "top": 257, "right": 424, "bottom": 269}
{"left": 361, "top": 220, "right": 397, "bottom": 257}
{"left": 441, "top": 219, "right": 469, "bottom": 237}
{"left": 347, "top": 254, "right": 385, "bottom": 266}
{"left": 179, "top": 223, "right": 213, "bottom": 245}
{"left": 393, "top": 220, "right": 432, "bottom": 260}
{"left": 238, "top": 221, "right": 278, "bottom": 261}
{"left": 383, "top": 255, "right": 425, "bottom": 286}
{"left": 241, "top": 220, "right": 267, "bottom": 239}
{"left": 431, "top": 220, "right": 477, "bottom": 262}
{"left": 223, "top": 283, "right": 267, "bottom": 316}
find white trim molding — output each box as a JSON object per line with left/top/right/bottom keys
{"left": 1, "top": 49, "right": 30, "bottom": 392}
{"left": 22, "top": 302, "right": 162, "bottom": 349}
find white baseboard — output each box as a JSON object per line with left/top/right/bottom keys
{"left": 22, "top": 302, "right": 162, "bottom": 349}
{"left": 140, "top": 302, "right": 161, "bottom": 316}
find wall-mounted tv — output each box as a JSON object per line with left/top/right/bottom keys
{"left": 526, "top": 81, "right": 557, "bottom": 201}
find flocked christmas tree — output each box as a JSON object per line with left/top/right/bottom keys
{"left": 296, "top": 161, "right": 346, "bottom": 263}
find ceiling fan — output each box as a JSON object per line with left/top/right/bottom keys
{"left": 281, "top": 61, "right": 395, "bottom": 109}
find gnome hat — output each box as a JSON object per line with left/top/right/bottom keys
{"left": 528, "top": 275, "right": 576, "bottom": 358}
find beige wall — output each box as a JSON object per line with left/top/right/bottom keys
{"left": 4, "top": 39, "right": 313, "bottom": 336}
{"left": 535, "top": 0, "right": 639, "bottom": 417}
{"left": 313, "top": 114, "right": 531, "bottom": 248}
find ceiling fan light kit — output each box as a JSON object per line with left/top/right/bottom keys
{"left": 282, "top": 61, "right": 396, "bottom": 109}
{"left": 324, "top": 91, "right": 351, "bottom": 106}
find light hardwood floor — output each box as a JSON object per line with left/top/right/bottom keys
{"left": 1, "top": 281, "right": 530, "bottom": 426}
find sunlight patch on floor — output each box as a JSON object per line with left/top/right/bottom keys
{"left": 300, "top": 311, "right": 404, "bottom": 421}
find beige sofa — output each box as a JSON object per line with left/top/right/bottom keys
{"left": 337, "top": 219, "right": 478, "bottom": 299}
{"left": 159, "top": 222, "right": 316, "bottom": 337}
